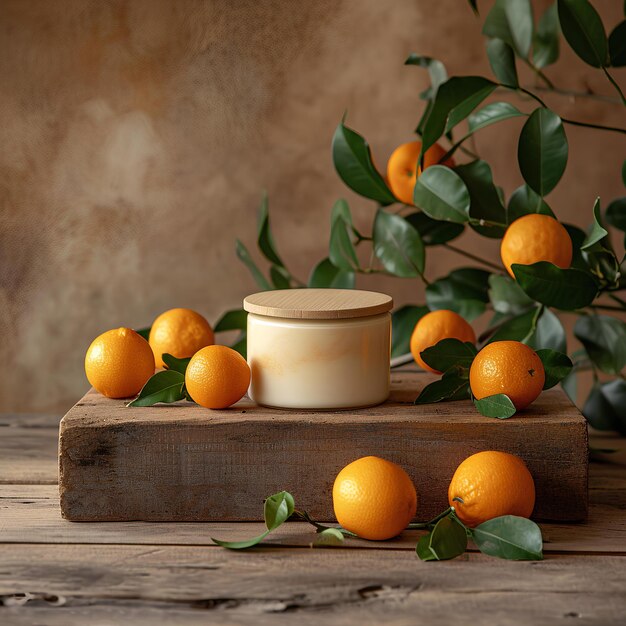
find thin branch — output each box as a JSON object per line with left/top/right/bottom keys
{"left": 602, "top": 67, "right": 626, "bottom": 106}
{"left": 443, "top": 242, "right": 503, "bottom": 272}
{"left": 532, "top": 84, "right": 623, "bottom": 105}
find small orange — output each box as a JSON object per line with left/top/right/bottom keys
{"left": 185, "top": 345, "right": 250, "bottom": 409}
{"left": 386, "top": 140, "right": 455, "bottom": 205}
{"left": 501, "top": 214, "right": 573, "bottom": 278}
{"left": 410, "top": 310, "right": 476, "bottom": 373}
{"left": 448, "top": 450, "right": 536, "bottom": 527}
{"left": 149, "top": 308, "right": 214, "bottom": 368}
{"left": 333, "top": 456, "right": 417, "bottom": 540}
{"left": 470, "top": 341, "right": 545, "bottom": 411}
{"left": 85, "top": 327, "right": 155, "bottom": 398}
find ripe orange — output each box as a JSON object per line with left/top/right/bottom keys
{"left": 470, "top": 341, "right": 545, "bottom": 411}
{"left": 185, "top": 345, "right": 250, "bottom": 409}
{"left": 410, "top": 310, "right": 476, "bottom": 373}
{"left": 386, "top": 140, "right": 455, "bottom": 205}
{"left": 333, "top": 456, "right": 417, "bottom": 540}
{"left": 500, "top": 214, "right": 573, "bottom": 278}
{"left": 85, "top": 327, "right": 155, "bottom": 398}
{"left": 448, "top": 450, "right": 536, "bottom": 527}
{"left": 149, "top": 308, "right": 214, "bottom": 368}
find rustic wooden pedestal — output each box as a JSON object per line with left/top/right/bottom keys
{"left": 59, "top": 371, "right": 588, "bottom": 522}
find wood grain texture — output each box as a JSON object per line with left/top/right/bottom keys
{"left": 1, "top": 545, "right": 625, "bottom": 626}
{"left": 58, "top": 372, "right": 588, "bottom": 522}
{"left": 243, "top": 288, "right": 393, "bottom": 319}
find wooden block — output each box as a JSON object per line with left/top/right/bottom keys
{"left": 59, "top": 371, "right": 588, "bottom": 522}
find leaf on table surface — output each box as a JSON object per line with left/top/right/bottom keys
{"left": 416, "top": 515, "right": 468, "bottom": 561}
{"left": 471, "top": 515, "right": 543, "bottom": 560}
{"left": 161, "top": 353, "right": 191, "bottom": 375}
{"left": 473, "top": 394, "right": 517, "bottom": 419}
{"left": 415, "top": 369, "right": 471, "bottom": 405}
{"left": 313, "top": 528, "right": 345, "bottom": 547}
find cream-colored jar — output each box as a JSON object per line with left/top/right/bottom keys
{"left": 244, "top": 289, "right": 392, "bottom": 409}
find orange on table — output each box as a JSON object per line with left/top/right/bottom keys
{"left": 185, "top": 345, "right": 250, "bottom": 409}
{"left": 448, "top": 450, "right": 536, "bottom": 527}
{"left": 85, "top": 327, "right": 155, "bottom": 398}
{"left": 386, "top": 140, "right": 455, "bottom": 205}
{"left": 149, "top": 307, "right": 214, "bottom": 368}
{"left": 333, "top": 456, "right": 417, "bottom": 540}
{"left": 470, "top": 340, "right": 545, "bottom": 411}
{"left": 500, "top": 213, "right": 573, "bottom": 277}
{"left": 410, "top": 309, "right": 476, "bottom": 373}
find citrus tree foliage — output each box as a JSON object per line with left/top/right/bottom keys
{"left": 232, "top": 0, "right": 626, "bottom": 432}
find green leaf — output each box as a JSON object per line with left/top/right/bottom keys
{"left": 583, "top": 380, "right": 626, "bottom": 434}
{"left": 330, "top": 198, "right": 353, "bottom": 225}
{"left": 313, "top": 527, "right": 345, "bottom": 547}
{"left": 488, "top": 308, "right": 539, "bottom": 344}
{"left": 127, "top": 370, "right": 186, "bottom": 407}
{"left": 373, "top": 210, "right": 425, "bottom": 277}
{"left": 257, "top": 193, "right": 284, "bottom": 268}
{"left": 488, "top": 274, "right": 533, "bottom": 315}
{"left": 330, "top": 215, "right": 359, "bottom": 271}
{"left": 414, "top": 369, "right": 471, "bottom": 405}
{"left": 557, "top": 0, "right": 608, "bottom": 67}
{"left": 606, "top": 198, "right": 626, "bottom": 231}
{"left": 392, "top": 305, "right": 429, "bottom": 358}
{"left": 264, "top": 491, "right": 295, "bottom": 531}
{"left": 135, "top": 327, "right": 151, "bottom": 341}
{"left": 405, "top": 212, "right": 465, "bottom": 245}
{"left": 468, "top": 102, "right": 524, "bottom": 133}
{"left": 404, "top": 54, "right": 448, "bottom": 97}
{"left": 229, "top": 332, "right": 247, "bottom": 359}
{"left": 214, "top": 309, "right": 247, "bottom": 333}
{"left": 270, "top": 265, "right": 291, "bottom": 290}
{"left": 609, "top": 21, "right": 626, "bottom": 66}
{"left": 454, "top": 160, "right": 507, "bottom": 238}
{"left": 212, "top": 530, "right": 270, "bottom": 550}
{"left": 473, "top": 394, "right": 517, "bottom": 419}
{"left": 507, "top": 184, "right": 555, "bottom": 223}
{"left": 482, "top": 0, "right": 534, "bottom": 58}
{"left": 413, "top": 165, "right": 471, "bottom": 223}
{"left": 487, "top": 39, "right": 519, "bottom": 86}
{"left": 623, "top": 160, "right": 626, "bottom": 187}
{"left": 471, "top": 516, "right": 543, "bottom": 560}
{"left": 532, "top": 307, "right": 567, "bottom": 352}
{"left": 467, "top": 0, "right": 479, "bottom": 16}
{"left": 161, "top": 353, "right": 191, "bottom": 375}
{"left": 419, "top": 339, "right": 477, "bottom": 374}
{"left": 536, "top": 349, "right": 573, "bottom": 389}
{"left": 582, "top": 198, "right": 608, "bottom": 250}
{"left": 426, "top": 268, "right": 491, "bottom": 321}
{"left": 518, "top": 108, "right": 568, "bottom": 197}
{"left": 534, "top": 3, "right": 560, "bottom": 68}
{"left": 574, "top": 315, "right": 626, "bottom": 375}
{"left": 416, "top": 515, "right": 468, "bottom": 561}
{"left": 564, "top": 223, "right": 590, "bottom": 270}
{"left": 332, "top": 121, "right": 396, "bottom": 204}
{"left": 236, "top": 239, "right": 271, "bottom": 290}
{"left": 420, "top": 76, "right": 497, "bottom": 155}
{"left": 512, "top": 262, "right": 598, "bottom": 310}
{"left": 583, "top": 243, "right": 621, "bottom": 290}
{"left": 308, "top": 258, "right": 355, "bottom": 289}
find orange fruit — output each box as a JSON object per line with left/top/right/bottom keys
{"left": 410, "top": 310, "right": 476, "bottom": 373}
{"left": 149, "top": 308, "right": 214, "bottom": 368}
{"left": 386, "top": 140, "right": 455, "bottom": 205}
{"left": 333, "top": 456, "right": 417, "bottom": 540}
{"left": 470, "top": 340, "right": 545, "bottom": 411}
{"left": 85, "top": 327, "right": 155, "bottom": 398}
{"left": 500, "top": 214, "right": 573, "bottom": 278}
{"left": 185, "top": 345, "right": 250, "bottom": 409}
{"left": 448, "top": 450, "right": 536, "bottom": 527}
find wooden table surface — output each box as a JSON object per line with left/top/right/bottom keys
{"left": 1, "top": 412, "right": 625, "bottom": 625}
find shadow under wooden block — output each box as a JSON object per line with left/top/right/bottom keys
{"left": 59, "top": 371, "right": 588, "bottom": 522}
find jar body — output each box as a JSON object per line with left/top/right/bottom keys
{"left": 247, "top": 312, "right": 391, "bottom": 409}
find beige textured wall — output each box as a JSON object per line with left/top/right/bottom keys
{"left": 1, "top": 0, "right": 624, "bottom": 413}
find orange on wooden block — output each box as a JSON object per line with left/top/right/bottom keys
{"left": 410, "top": 309, "right": 476, "bottom": 373}
{"left": 470, "top": 340, "right": 545, "bottom": 411}
{"left": 149, "top": 307, "right": 214, "bottom": 368}
{"left": 386, "top": 140, "right": 455, "bottom": 205}
{"left": 333, "top": 455, "right": 417, "bottom": 540}
{"left": 448, "top": 450, "right": 536, "bottom": 527}
{"left": 500, "top": 214, "right": 572, "bottom": 277}
{"left": 85, "top": 327, "right": 155, "bottom": 399}
{"left": 185, "top": 345, "right": 250, "bottom": 409}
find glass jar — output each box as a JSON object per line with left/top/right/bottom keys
{"left": 243, "top": 289, "right": 392, "bottom": 409}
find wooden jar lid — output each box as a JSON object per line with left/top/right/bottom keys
{"left": 243, "top": 289, "right": 393, "bottom": 320}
